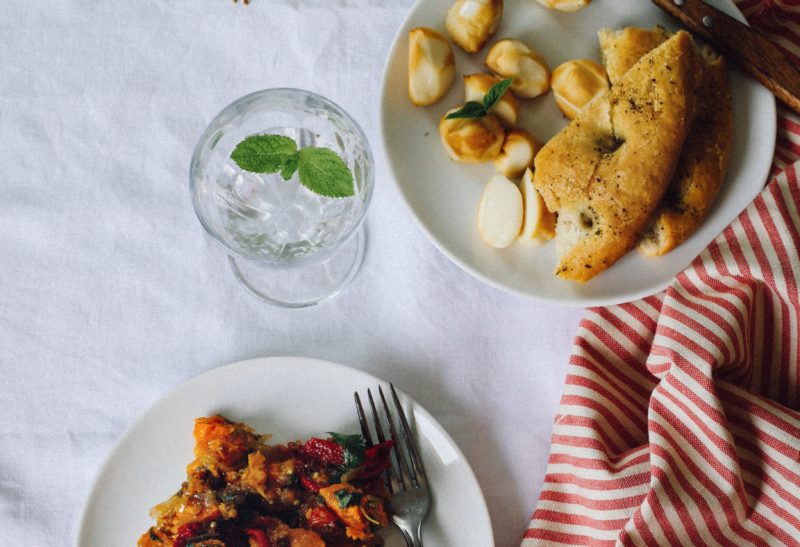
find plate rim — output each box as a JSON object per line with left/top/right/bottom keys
{"left": 75, "top": 355, "right": 495, "bottom": 547}
{"left": 379, "top": 0, "right": 777, "bottom": 307}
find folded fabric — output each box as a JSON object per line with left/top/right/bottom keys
{"left": 523, "top": 2, "right": 800, "bottom": 545}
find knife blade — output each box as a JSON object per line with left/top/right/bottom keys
{"left": 651, "top": 0, "right": 800, "bottom": 114}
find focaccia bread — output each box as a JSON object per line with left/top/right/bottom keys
{"left": 599, "top": 27, "right": 733, "bottom": 256}
{"left": 533, "top": 31, "right": 695, "bottom": 282}
{"left": 598, "top": 26, "right": 671, "bottom": 84}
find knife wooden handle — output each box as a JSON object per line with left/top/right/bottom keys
{"left": 651, "top": 0, "right": 800, "bottom": 114}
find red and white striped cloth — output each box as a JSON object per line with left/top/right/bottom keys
{"left": 523, "top": 2, "right": 800, "bottom": 545}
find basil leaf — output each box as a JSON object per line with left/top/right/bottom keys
{"left": 230, "top": 134, "right": 296, "bottom": 173}
{"left": 444, "top": 101, "right": 487, "bottom": 120}
{"left": 329, "top": 432, "right": 366, "bottom": 470}
{"left": 333, "top": 488, "right": 362, "bottom": 509}
{"left": 329, "top": 432, "right": 364, "bottom": 446}
{"left": 482, "top": 78, "right": 514, "bottom": 113}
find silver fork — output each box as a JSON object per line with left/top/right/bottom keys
{"left": 354, "top": 384, "right": 431, "bottom": 547}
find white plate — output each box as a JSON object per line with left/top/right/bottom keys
{"left": 77, "top": 357, "right": 493, "bottom": 546}
{"left": 381, "top": 0, "right": 776, "bottom": 306}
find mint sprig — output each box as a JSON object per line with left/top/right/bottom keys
{"left": 230, "top": 135, "right": 355, "bottom": 198}
{"left": 445, "top": 78, "right": 514, "bottom": 120}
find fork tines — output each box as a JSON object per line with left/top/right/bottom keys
{"left": 354, "top": 384, "right": 427, "bottom": 492}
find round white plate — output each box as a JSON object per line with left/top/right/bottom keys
{"left": 381, "top": 0, "right": 776, "bottom": 307}
{"left": 77, "top": 357, "right": 493, "bottom": 546}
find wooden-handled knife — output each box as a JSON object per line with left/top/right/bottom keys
{"left": 651, "top": 0, "right": 800, "bottom": 114}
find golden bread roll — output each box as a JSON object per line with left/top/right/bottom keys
{"left": 408, "top": 27, "right": 456, "bottom": 106}
{"left": 439, "top": 108, "right": 505, "bottom": 163}
{"left": 533, "top": 31, "right": 695, "bottom": 282}
{"left": 464, "top": 73, "right": 519, "bottom": 127}
{"left": 598, "top": 27, "right": 733, "bottom": 256}
{"left": 551, "top": 59, "right": 609, "bottom": 120}
{"left": 445, "top": 0, "right": 503, "bottom": 53}
{"left": 493, "top": 128, "right": 541, "bottom": 179}
{"left": 485, "top": 39, "right": 550, "bottom": 99}
{"left": 536, "top": 0, "right": 591, "bottom": 11}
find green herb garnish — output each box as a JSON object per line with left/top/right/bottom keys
{"left": 445, "top": 78, "right": 514, "bottom": 120}
{"left": 333, "top": 488, "right": 362, "bottom": 509}
{"left": 230, "top": 135, "right": 355, "bottom": 198}
{"left": 329, "top": 432, "right": 366, "bottom": 470}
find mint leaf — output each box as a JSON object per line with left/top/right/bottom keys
{"left": 445, "top": 101, "right": 486, "bottom": 120}
{"left": 231, "top": 134, "right": 296, "bottom": 173}
{"left": 279, "top": 154, "right": 299, "bottom": 181}
{"left": 482, "top": 78, "right": 514, "bottom": 113}
{"left": 230, "top": 135, "right": 356, "bottom": 199}
{"left": 297, "top": 148, "right": 354, "bottom": 198}
{"left": 329, "top": 432, "right": 366, "bottom": 470}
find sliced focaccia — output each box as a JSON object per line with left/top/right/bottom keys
{"left": 598, "top": 26, "right": 671, "bottom": 84}
{"left": 599, "top": 27, "right": 733, "bottom": 256}
{"left": 533, "top": 31, "right": 695, "bottom": 282}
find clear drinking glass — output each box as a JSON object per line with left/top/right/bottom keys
{"left": 190, "top": 89, "right": 374, "bottom": 307}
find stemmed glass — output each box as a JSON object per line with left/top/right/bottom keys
{"left": 190, "top": 89, "right": 374, "bottom": 307}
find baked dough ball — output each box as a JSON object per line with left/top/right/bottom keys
{"left": 485, "top": 39, "right": 550, "bottom": 99}
{"left": 445, "top": 0, "right": 503, "bottom": 53}
{"left": 533, "top": 32, "right": 695, "bottom": 282}
{"left": 463, "top": 73, "right": 519, "bottom": 127}
{"left": 439, "top": 109, "right": 505, "bottom": 163}
{"left": 408, "top": 27, "right": 456, "bottom": 106}
{"left": 536, "top": 0, "right": 591, "bottom": 11}
{"left": 494, "top": 128, "right": 541, "bottom": 179}
{"left": 599, "top": 27, "right": 733, "bottom": 256}
{"left": 551, "top": 59, "right": 609, "bottom": 120}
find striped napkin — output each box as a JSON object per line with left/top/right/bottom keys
{"left": 523, "top": 2, "right": 800, "bottom": 545}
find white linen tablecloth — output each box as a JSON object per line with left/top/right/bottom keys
{"left": 0, "top": 1, "right": 582, "bottom": 545}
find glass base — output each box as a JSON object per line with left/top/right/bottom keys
{"left": 228, "top": 228, "right": 365, "bottom": 308}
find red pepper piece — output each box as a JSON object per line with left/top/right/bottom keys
{"left": 302, "top": 437, "right": 344, "bottom": 466}
{"left": 360, "top": 440, "right": 395, "bottom": 477}
{"left": 306, "top": 506, "right": 339, "bottom": 534}
{"left": 245, "top": 528, "right": 272, "bottom": 547}
{"left": 174, "top": 522, "right": 204, "bottom": 547}
{"left": 299, "top": 471, "right": 321, "bottom": 493}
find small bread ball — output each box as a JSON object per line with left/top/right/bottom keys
{"left": 439, "top": 109, "right": 505, "bottom": 163}
{"left": 485, "top": 39, "right": 550, "bottom": 99}
{"left": 445, "top": 0, "right": 504, "bottom": 53}
{"left": 408, "top": 27, "right": 456, "bottom": 106}
{"left": 463, "top": 73, "right": 519, "bottom": 127}
{"left": 551, "top": 59, "right": 609, "bottom": 120}
{"left": 536, "top": 0, "right": 591, "bottom": 12}
{"left": 493, "top": 128, "right": 542, "bottom": 179}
